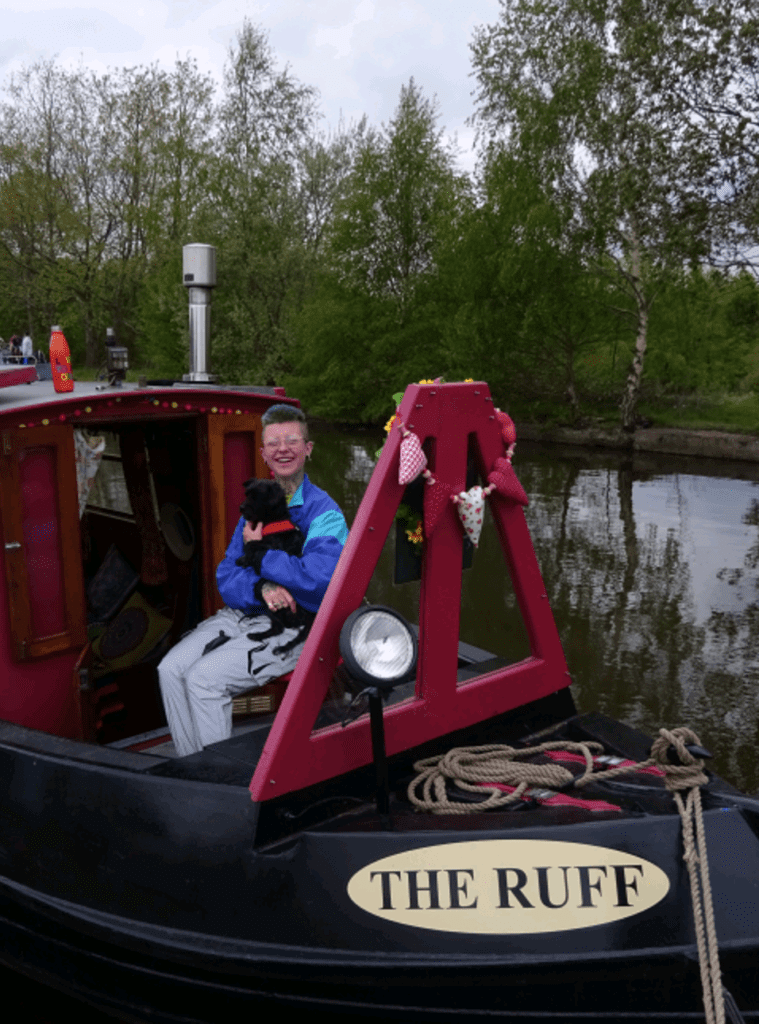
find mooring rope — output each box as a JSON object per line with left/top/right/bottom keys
{"left": 649, "top": 727, "right": 730, "bottom": 1024}
{"left": 407, "top": 740, "right": 605, "bottom": 815}
{"left": 407, "top": 726, "right": 744, "bottom": 1024}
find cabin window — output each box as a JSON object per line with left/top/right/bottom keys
{"left": 86, "top": 432, "right": 136, "bottom": 519}
{"left": 73, "top": 430, "right": 106, "bottom": 517}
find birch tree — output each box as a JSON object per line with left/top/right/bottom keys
{"left": 642, "top": 0, "right": 759, "bottom": 273}
{"left": 470, "top": 0, "right": 726, "bottom": 429}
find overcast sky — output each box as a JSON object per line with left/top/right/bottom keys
{"left": 1, "top": 1, "right": 502, "bottom": 172}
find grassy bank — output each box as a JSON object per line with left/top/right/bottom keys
{"left": 637, "top": 393, "right": 759, "bottom": 433}
{"left": 508, "top": 392, "right": 759, "bottom": 435}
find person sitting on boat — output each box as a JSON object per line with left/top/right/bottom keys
{"left": 158, "top": 404, "right": 348, "bottom": 757}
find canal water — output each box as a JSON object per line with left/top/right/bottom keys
{"left": 310, "top": 426, "right": 759, "bottom": 795}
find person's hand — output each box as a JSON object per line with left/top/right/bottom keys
{"left": 243, "top": 520, "right": 263, "bottom": 543}
{"left": 261, "top": 581, "right": 296, "bottom": 614}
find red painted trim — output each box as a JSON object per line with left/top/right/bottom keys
{"left": 250, "top": 381, "right": 570, "bottom": 802}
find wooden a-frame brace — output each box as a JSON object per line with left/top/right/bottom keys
{"left": 249, "top": 382, "right": 570, "bottom": 802}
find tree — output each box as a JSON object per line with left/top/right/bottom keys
{"left": 0, "top": 60, "right": 89, "bottom": 348}
{"left": 289, "top": 79, "right": 470, "bottom": 420}
{"left": 204, "top": 21, "right": 323, "bottom": 383}
{"left": 470, "top": 0, "right": 725, "bottom": 429}
{"left": 0, "top": 58, "right": 215, "bottom": 365}
{"left": 134, "top": 58, "right": 216, "bottom": 372}
{"left": 329, "top": 79, "right": 465, "bottom": 307}
{"left": 434, "top": 150, "right": 608, "bottom": 420}
{"left": 640, "top": 268, "right": 759, "bottom": 394}
{"left": 639, "top": 1, "right": 759, "bottom": 275}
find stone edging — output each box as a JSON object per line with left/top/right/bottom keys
{"left": 517, "top": 424, "right": 759, "bottom": 463}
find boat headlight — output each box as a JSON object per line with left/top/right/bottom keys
{"left": 339, "top": 606, "right": 417, "bottom": 691}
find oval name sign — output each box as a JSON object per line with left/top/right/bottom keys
{"left": 347, "top": 839, "right": 670, "bottom": 934}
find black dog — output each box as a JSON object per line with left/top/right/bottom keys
{"left": 236, "top": 478, "right": 315, "bottom": 656}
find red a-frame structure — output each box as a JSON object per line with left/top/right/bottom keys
{"left": 249, "top": 381, "right": 570, "bottom": 802}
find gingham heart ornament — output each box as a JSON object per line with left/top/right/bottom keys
{"left": 487, "top": 457, "right": 529, "bottom": 506}
{"left": 398, "top": 426, "right": 428, "bottom": 485}
{"left": 495, "top": 408, "right": 517, "bottom": 445}
{"left": 423, "top": 476, "right": 453, "bottom": 537}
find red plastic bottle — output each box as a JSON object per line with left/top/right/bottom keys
{"left": 49, "top": 325, "right": 74, "bottom": 393}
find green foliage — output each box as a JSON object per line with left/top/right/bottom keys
{"left": 286, "top": 275, "right": 446, "bottom": 421}
{"left": 329, "top": 80, "right": 465, "bottom": 304}
{"left": 433, "top": 151, "right": 612, "bottom": 420}
{"left": 0, "top": 55, "right": 216, "bottom": 366}
{"left": 643, "top": 271, "right": 756, "bottom": 393}
{"left": 135, "top": 250, "right": 188, "bottom": 375}
{"left": 637, "top": 393, "right": 759, "bottom": 434}
{"left": 0, "top": 13, "right": 756, "bottom": 424}
{"left": 469, "top": 0, "right": 757, "bottom": 428}
{"left": 204, "top": 22, "right": 364, "bottom": 385}
{"left": 286, "top": 79, "right": 468, "bottom": 419}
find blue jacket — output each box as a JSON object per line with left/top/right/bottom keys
{"left": 216, "top": 475, "right": 349, "bottom": 615}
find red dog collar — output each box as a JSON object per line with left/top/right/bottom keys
{"left": 261, "top": 520, "right": 297, "bottom": 537}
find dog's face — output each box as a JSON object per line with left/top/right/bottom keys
{"left": 240, "top": 478, "right": 291, "bottom": 524}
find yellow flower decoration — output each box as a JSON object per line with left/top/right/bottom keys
{"left": 405, "top": 522, "right": 424, "bottom": 546}
{"left": 384, "top": 413, "right": 398, "bottom": 434}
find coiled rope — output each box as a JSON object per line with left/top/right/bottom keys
{"left": 408, "top": 726, "right": 743, "bottom": 1024}
{"left": 408, "top": 740, "right": 605, "bottom": 814}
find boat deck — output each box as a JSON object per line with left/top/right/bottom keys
{"left": 0, "top": 376, "right": 286, "bottom": 413}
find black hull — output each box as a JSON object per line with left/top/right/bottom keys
{"left": 1, "top": 880, "right": 758, "bottom": 1023}
{"left": 1, "top": 705, "right": 759, "bottom": 1021}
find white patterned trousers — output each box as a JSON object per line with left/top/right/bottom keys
{"left": 157, "top": 606, "right": 304, "bottom": 757}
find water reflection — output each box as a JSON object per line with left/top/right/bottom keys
{"left": 295, "top": 427, "right": 759, "bottom": 794}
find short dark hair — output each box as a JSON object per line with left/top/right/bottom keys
{"left": 261, "top": 403, "right": 309, "bottom": 441}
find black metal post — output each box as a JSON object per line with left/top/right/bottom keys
{"left": 368, "top": 687, "right": 390, "bottom": 820}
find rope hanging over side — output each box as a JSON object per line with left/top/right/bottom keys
{"left": 408, "top": 728, "right": 742, "bottom": 1024}
{"left": 650, "top": 727, "right": 737, "bottom": 1024}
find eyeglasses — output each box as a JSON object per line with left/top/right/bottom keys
{"left": 262, "top": 436, "right": 306, "bottom": 452}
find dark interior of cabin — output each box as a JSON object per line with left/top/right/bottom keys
{"left": 79, "top": 419, "right": 204, "bottom": 746}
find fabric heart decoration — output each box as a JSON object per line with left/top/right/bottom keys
{"left": 454, "top": 485, "right": 486, "bottom": 547}
{"left": 398, "top": 428, "right": 427, "bottom": 485}
{"left": 487, "top": 457, "right": 529, "bottom": 506}
{"left": 423, "top": 477, "right": 453, "bottom": 538}
{"left": 495, "top": 408, "right": 517, "bottom": 445}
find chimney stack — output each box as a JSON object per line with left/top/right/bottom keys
{"left": 182, "top": 243, "right": 217, "bottom": 383}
